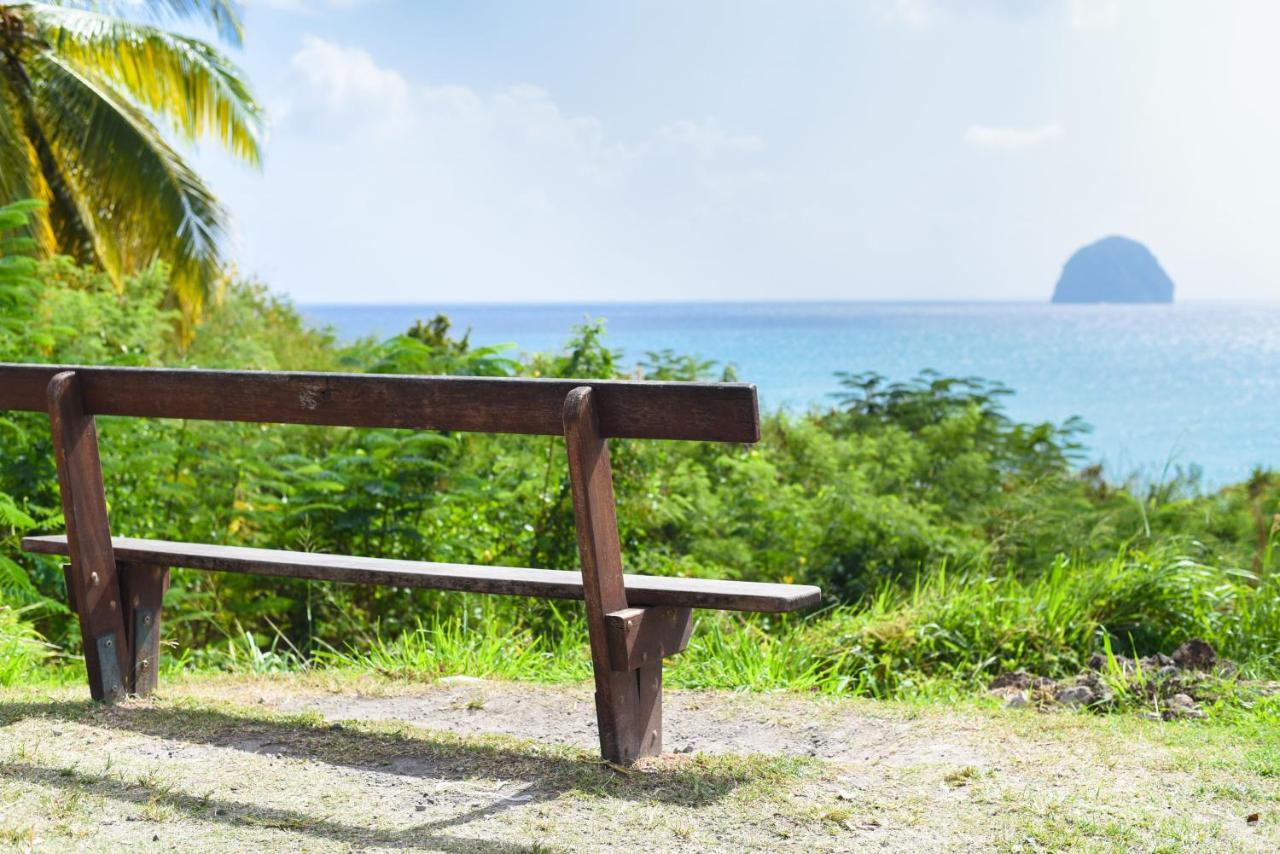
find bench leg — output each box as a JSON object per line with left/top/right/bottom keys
{"left": 48, "top": 371, "right": 130, "bottom": 702}
{"left": 119, "top": 562, "right": 169, "bottom": 696}
{"left": 635, "top": 660, "right": 663, "bottom": 756}
{"left": 63, "top": 561, "right": 169, "bottom": 696}
{"left": 564, "top": 387, "right": 663, "bottom": 764}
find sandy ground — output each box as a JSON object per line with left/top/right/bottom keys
{"left": 1, "top": 675, "right": 1277, "bottom": 852}
{"left": 269, "top": 675, "right": 987, "bottom": 768}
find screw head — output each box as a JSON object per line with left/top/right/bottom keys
{"left": 104, "top": 638, "right": 112, "bottom": 648}
{"left": 90, "top": 572, "right": 99, "bottom": 585}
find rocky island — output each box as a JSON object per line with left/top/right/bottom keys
{"left": 1051, "top": 236, "right": 1175, "bottom": 303}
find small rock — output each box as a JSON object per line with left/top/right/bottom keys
{"left": 1163, "top": 694, "right": 1206, "bottom": 719}
{"left": 1054, "top": 685, "right": 1095, "bottom": 707}
{"left": 1172, "top": 639, "right": 1216, "bottom": 670}
{"left": 988, "top": 671, "right": 1031, "bottom": 690}
{"left": 1247, "top": 812, "right": 1261, "bottom": 825}
{"left": 1004, "top": 692, "right": 1030, "bottom": 710}
{"left": 1164, "top": 706, "right": 1207, "bottom": 720}
{"left": 1155, "top": 665, "right": 1180, "bottom": 681}
{"left": 415, "top": 804, "right": 426, "bottom": 812}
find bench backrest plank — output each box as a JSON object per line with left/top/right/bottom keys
{"left": 0, "top": 363, "right": 759, "bottom": 442}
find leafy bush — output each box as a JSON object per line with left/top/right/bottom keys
{"left": 0, "top": 198, "right": 1278, "bottom": 696}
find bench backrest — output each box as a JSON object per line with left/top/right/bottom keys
{"left": 0, "top": 363, "right": 789, "bottom": 762}
{"left": 0, "top": 364, "right": 759, "bottom": 442}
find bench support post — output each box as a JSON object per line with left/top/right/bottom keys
{"left": 564, "top": 386, "right": 664, "bottom": 764}
{"left": 119, "top": 562, "right": 170, "bottom": 696}
{"left": 47, "top": 371, "right": 130, "bottom": 702}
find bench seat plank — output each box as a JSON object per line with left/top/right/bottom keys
{"left": 22, "top": 535, "right": 822, "bottom": 614}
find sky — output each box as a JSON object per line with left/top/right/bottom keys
{"left": 190, "top": 0, "right": 1280, "bottom": 303}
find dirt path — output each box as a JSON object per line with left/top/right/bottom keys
{"left": 1, "top": 674, "right": 1276, "bottom": 852}
{"left": 268, "top": 676, "right": 987, "bottom": 769}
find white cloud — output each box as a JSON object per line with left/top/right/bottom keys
{"left": 964, "top": 122, "right": 1064, "bottom": 150}
{"left": 655, "top": 120, "right": 764, "bottom": 158}
{"left": 1069, "top": 0, "right": 1117, "bottom": 31}
{"left": 288, "top": 35, "right": 408, "bottom": 117}
{"left": 233, "top": 36, "right": 768, "bottom": 301}
{"left": 878, "top": 0, "right": 1116, "bottom": 30}
{"left": 876, "top": 0, "right": 934, "bottom": 27}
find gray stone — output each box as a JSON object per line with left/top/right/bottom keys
{"left": 1054, "top": 685, "right": 1095, "bottom": 707}
{"left": 1004, "top": 692, "right": 1030, "bottom": 710}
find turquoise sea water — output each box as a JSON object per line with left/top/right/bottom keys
{"left": 300, "top": 302, "right": 1280, "bottom": 488}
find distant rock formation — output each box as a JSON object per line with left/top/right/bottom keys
{"left": 1051, "top": 236, "right": 1174, "bottom": 304}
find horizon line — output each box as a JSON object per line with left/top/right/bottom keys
{"left": 295, "top": 297, "right": 1272, "bottom": 307}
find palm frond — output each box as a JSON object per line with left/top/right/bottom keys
{"left": 29, "top": 52, "right": 229, "bottom": 316}
{"left": 0, "top": 79, "right": 58, "bottom": 254}
{"left": 0, "top": 75, "right": 88, "bottom": 257}
{"left": 44, "top": 1, "right": 245, "bottom": 47}
{"left": 137, "top": 0, "right": 244, "bottom": 46}
{"left": 29, "top": 4, "right": 262, "bottom": 164}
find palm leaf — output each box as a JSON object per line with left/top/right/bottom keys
{"left": 51, "top": 1, "right": 245, "bottom": 47}
{"left": 133, "top": 0, "right": 244, "bottom": 46}
{"left": 0, "top": 79, "right": 58, "bottom": 255}
{"left": 29, "top": 52, "right": 229, "bottom": 317}
{"left": 29, "top": 4, "right": 263, "bottom": 164}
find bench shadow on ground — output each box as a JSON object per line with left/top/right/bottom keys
{"left": 0, "top": 698, "right": 772, "bottom": 851}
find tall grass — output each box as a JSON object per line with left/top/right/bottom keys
{"left": 314, "top": 599, "right": 594, "bottom": 683}
{"left": 217, "top": 542, "right": 1280, "bottom": 699}
{"left": 0, "top": 605, "right": 52, "bottom": 686}
{"left": 25, "top": 543, "right": 1280, "bottom": 699}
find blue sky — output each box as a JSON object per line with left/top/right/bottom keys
{"left": 194, "top": 1, "right": 1280, "bottom": 303}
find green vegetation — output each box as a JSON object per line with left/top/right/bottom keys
{"left": 0, "top": 0, "right": 261, "bottom": 322}
{"left": 0, "top": 200, "right": 1278, "bottom": 705}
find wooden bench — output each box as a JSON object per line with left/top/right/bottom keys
{"left": 1, "top": 363, "right": 821, "bottom": 764}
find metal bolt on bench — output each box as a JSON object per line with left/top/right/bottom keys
{"left": 2, "top": 363, "right": 821, "bottom": 764}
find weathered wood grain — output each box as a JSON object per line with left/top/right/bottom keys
{"left": 119, "top": 562, "right": 169, "bottom": 696}
{"left": 604, "top": 606, "right": 694, "bottom": 671}
{"left": 21, "top": 536, "right": 822, "bottom": 612}
{"left": 564, "top": 386, "right": 652, "bottom": 762}
{"left": 0, "top": 363, "right": 760, "bottom": 442}
{"left": 47, "top": 372, "right": 130, "bottom": 702}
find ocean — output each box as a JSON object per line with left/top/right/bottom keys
{"left": 300, "top": 301, "right": 1280, "bottom": 488}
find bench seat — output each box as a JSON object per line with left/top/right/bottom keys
{"left": 22, "top": 535, "right": 822, "bottom": 614}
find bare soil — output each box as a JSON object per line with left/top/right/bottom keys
{"left": 1, "top": 673, "right": 1277, "bottom": 852}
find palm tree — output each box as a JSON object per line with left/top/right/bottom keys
{"left": 0, "top": 1, "right": 262, "bottom": 321}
